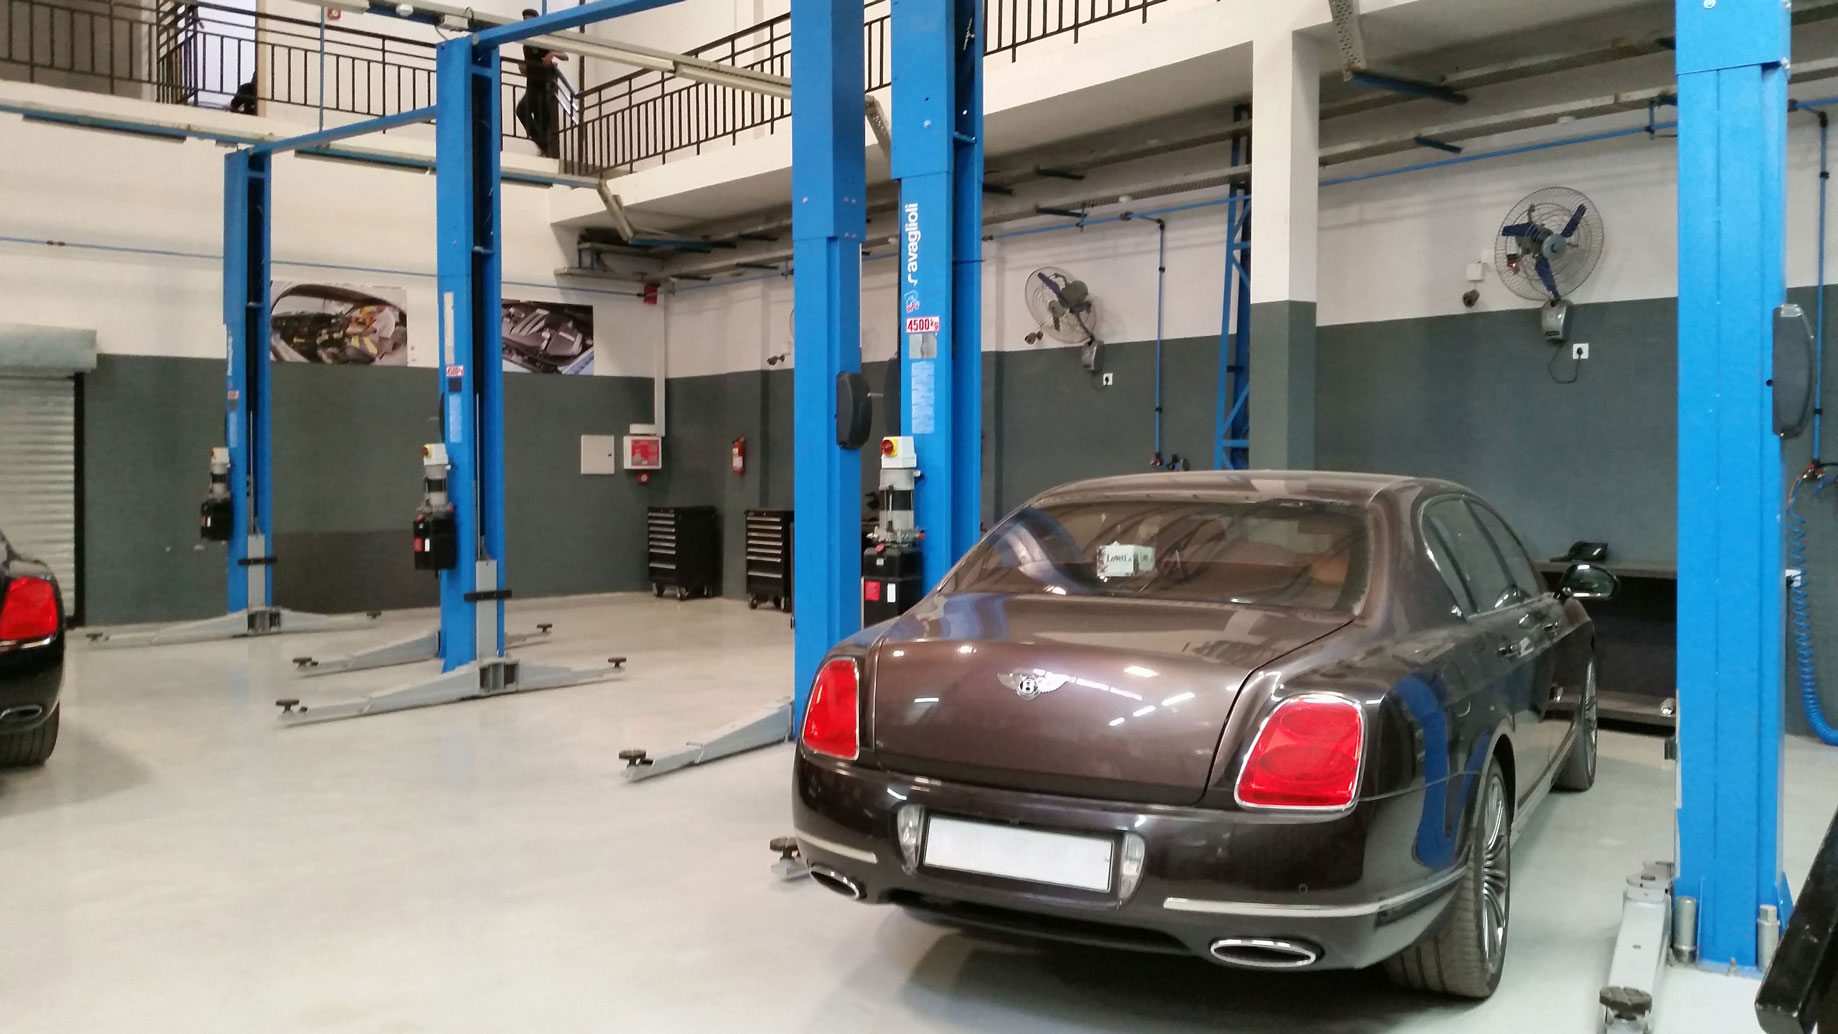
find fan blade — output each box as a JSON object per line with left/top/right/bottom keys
{"left": 1500, "top": 223, "right": 1538, "bottom": 238}
{"left": 1560, "top": 203, "right": 1588, "bottom": 238}
{"left": 1036, "top": 271, "right": 1072, "bottom": 306}
{"left": 1534, "top": 254, "right": 1560, "bottom": 299}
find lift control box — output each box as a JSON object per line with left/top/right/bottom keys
{"left": 862, "top": 543, "right": 922, "bottom": 625}
{"left": 412, "top": 442, "right": 457, "bottom": 571}
{"left": 200, "top": 445, "right": 233, "bottom": 542}
{"left": 412, "top": 510, "right": 457, "bottom": 571}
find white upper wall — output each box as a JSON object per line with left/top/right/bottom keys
{"left": 0, "top": 81, "right": 662, "bottom": 377}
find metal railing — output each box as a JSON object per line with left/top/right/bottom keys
{"left": 565, "top": 0, "right": 1172, "bottom": 175}
{"left": 0, "top": 0, "right": 569, "bottom": 149}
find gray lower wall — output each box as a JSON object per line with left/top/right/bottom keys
{"left": 76, "top": 295, "right": 1838, "bottom": 735}
{"left": 81, "top": 354, "right": 656, "bottom": 625}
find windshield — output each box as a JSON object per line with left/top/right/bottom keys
{"left": 949, "top": 497, "right": 1371, "bottom": 611}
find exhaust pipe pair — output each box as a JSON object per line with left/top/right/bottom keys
{"left": 0, "top": 704, "right": 44, "bottom": 724}
{"left": 1209, "top": 937, "right": 1322, "bottom": 969}
{"left": 808, "top": 866, "right": 864, "bottom": 901}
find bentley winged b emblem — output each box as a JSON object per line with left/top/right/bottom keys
{"left": 998, "top": 671, "right": 1071, "bottom": 700}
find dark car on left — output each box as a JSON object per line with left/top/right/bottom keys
{"left": 0, "top": 531, "right": 64, "bottom": 766}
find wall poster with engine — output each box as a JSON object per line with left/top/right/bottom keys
{"left": 501, "top": 299, "right": 595, "bottom": 375}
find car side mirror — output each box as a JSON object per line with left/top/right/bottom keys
{"left": 1558, "top": 562, "right": 1619, "bottom": 601}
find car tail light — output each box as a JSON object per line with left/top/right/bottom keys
{"left": 1235, "top": 694, "right": 1364, "bottom": 811}
{"left": 801, "top": 657, "right": 861, "bottom": 760}
{"left": 0, "top": 576, "right": 59, "bottom": 642}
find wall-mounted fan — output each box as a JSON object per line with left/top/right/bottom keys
{"left": 1494, "top": 187, "right": 1605, "bottom": 342}
{"left": 1024, "top": 266, "right": 1103, "bottom": 371}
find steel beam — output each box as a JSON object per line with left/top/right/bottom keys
{"left": 1673, "top": 0, "right": 1792, "bottom": 972}
{"left": 248, "top": 105, "right": 437, "bottom": 155}
{"left": 789, "top": 0, "right": 866, "bottom": 722}
{"left": 471, "top": 0, "right": 681, "bottom": 50}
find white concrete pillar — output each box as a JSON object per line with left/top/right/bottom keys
{"left": 1247, "top": 29, "right": 1319, "bottom": 470}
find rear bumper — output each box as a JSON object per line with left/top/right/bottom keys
{"left": 0, "top": 639, "right": 64, "bottom": 732}
{"left": 793, "top": 751, "right": 1463, "bottom": 971}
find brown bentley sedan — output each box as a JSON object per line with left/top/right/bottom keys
{"left": 792, "top": 471, "right": 1617, "bottom": 999}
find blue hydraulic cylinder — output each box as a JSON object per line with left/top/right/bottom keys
{"left": 432, "top": 39, "right": 507, "bottom": 670}
{"left": 222, "top": 148, "right": 274, "bottom": 612}
{"left": 789, "top": 0, "right": 867, "bottom": 723}
{"left": 891, "top": 0, "right": 982, "bottom": 591}
{"left": 1674, "top": 0, "right": 1792, "bottom": 971}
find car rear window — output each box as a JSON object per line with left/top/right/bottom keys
{"left": 949, "top": 497, "right": 1371, "bottom": 611}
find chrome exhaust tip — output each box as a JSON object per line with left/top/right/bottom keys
{"left": 808, "top": 865, "right": 864, "bottom": 901}
{"left": 1208, "top": 937, "right": 1321, "bottom": 970}
{"left": 0, "top": 705, "right": 44, "bottom": 724}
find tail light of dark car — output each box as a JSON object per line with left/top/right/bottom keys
{"left": 0, "top": 576, "right": 59, "bottom": 643}
{"left": 801, "top": 657, "right": 861, "bottom": 760}
{"left": 1234, "top": 694, "right": 1365, "bottom": 811}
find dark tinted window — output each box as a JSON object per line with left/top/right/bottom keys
{"left": 951, "top": 497, "right": 1371, "bottom": 611}
{"left": 1423, "top": 499, "right": 1522, "bottom": 614}
{"left": 1469, "top": 503, "right": 1544, "bottom": 599}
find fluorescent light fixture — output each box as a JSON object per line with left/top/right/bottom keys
{"left": 1123, "top": 665, "right": 1159, "bottom": 678}
{"left": 1108, "top": 717, "right": 1126, "bottom": 727}
{"left": 1132, "top": 706, "right": 1156, "bottom": 718}
{"left": 1161, "top": 692, "right": 1194, "bottom": 707}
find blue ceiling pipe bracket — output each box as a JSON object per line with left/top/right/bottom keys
{"left": 1344, "top": 69, "right": 1467, "bottom": 105}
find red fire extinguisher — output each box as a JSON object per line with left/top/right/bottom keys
{"left": 731, "top": 436, "right": 746, "bottom": 476}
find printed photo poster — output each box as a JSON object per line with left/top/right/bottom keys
{"left": 502, "top": 299, "right": 595, "bottom": 375}
{"left": 269, "top": 283, "right": 409, "bottom": 365}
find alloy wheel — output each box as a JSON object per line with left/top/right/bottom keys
{"left": 1478, "top": 771, "right": 1511, "bottom": 973}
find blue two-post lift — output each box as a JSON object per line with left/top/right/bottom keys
{"left": 260, "top": 0, "right": 709, "bottom": 724}
{"left": 616, "top": 0, "right": 986, "bottom": 780}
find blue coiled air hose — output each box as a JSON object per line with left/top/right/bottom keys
{"left": 1789, "top": 468, "right": 1838, "bottom": 744}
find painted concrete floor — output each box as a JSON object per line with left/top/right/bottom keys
{"left": 2, "top": 593, "right": 1834, "bottom": 1034}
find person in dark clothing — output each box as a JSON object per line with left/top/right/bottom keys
{"left": 228, "top": 80, "right": 258, "bottom": 115}
{"left": 513, "top": 8, "right": 564, "bottom": 158}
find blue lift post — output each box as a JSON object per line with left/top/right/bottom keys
{"left": 1674, "top": 0, "right": 1792, "bottom": 972}
{"left": 788, "top": 0, "right": 868, "bottom": 720}
{"left": 88, "top": 109, "right": 444, "bottom": 649}
{"left": 890, "top": 0, "right": 984, "bottom": 593}
{"left": 277, "top": 2, "right": 687, "bottom": 724}
{"left": 1215, "top": 110, "right": 1252, "bottom": 471}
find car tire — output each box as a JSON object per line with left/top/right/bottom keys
{"left": 1383, "top": 757, "right": 1511, "bottom": 999}
{"left": 0, "top": 706, "right": 59, "bottom": 767}
{"left": 1554, "top": 661, "right": 1598, "bottom": 793}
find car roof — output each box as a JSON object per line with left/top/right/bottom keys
{"left": 1033, "top": 469, "right": 1470, "bottom": 508}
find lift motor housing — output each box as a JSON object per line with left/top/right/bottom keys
{"left": 199, "top": 445, "right": 233, "bottom": 542}
{"left": 412, "top": 442, "right": 458, "bottom": 571}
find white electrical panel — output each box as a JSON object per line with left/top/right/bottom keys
{"left": 580, "top": 435, "right": 618, "bottom": 475}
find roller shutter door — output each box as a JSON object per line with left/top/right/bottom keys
{"left": 0, "top": 376, "right": 78, "bottom": 612}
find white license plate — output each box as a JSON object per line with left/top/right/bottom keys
{"left": 922, "top": 816, "right": 1115, "bottom": 892}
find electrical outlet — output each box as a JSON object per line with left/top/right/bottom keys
{"left": 1571, "top": 342, "right": 1590, "bottom": 361}
{"left": 1101, "top": 372, "right": 1115, "bottom": 387}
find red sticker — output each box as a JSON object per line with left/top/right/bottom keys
{"left": 864, "top": 581, "right": 882, "bottom": 602}
{"left": 445, "top": 365, "right": 464, "bottom": 378}
{"left": 904, "top": 316, "right": 941, "bottom": 334}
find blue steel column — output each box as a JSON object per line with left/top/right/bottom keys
{"left": 222, "top": 148, "right": 274, "bottom": 612}
{"left": 891, "top": 0, "right": 979, "bottom": 590}
{"left": 790, "top": 0, "right": 866, "bottom": 720}
{"left": 949, "top": 0, "right": 984, "bottom": 552}
{"left": 433, "top": 38, "right": 503, "bottom": 669}
{"left": 1674, "top": 0, "right": 1791, "bottom": 970}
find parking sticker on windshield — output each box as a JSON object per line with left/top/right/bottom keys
{"left": 1097, "top": 542, "right": 1154, "bottom": 580}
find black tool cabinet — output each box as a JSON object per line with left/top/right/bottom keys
{"left": 744, "top": 508, "right": 793, "bottom": 612}
{"left": 648, "top": 506, "right": 721, "bottom": 600}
